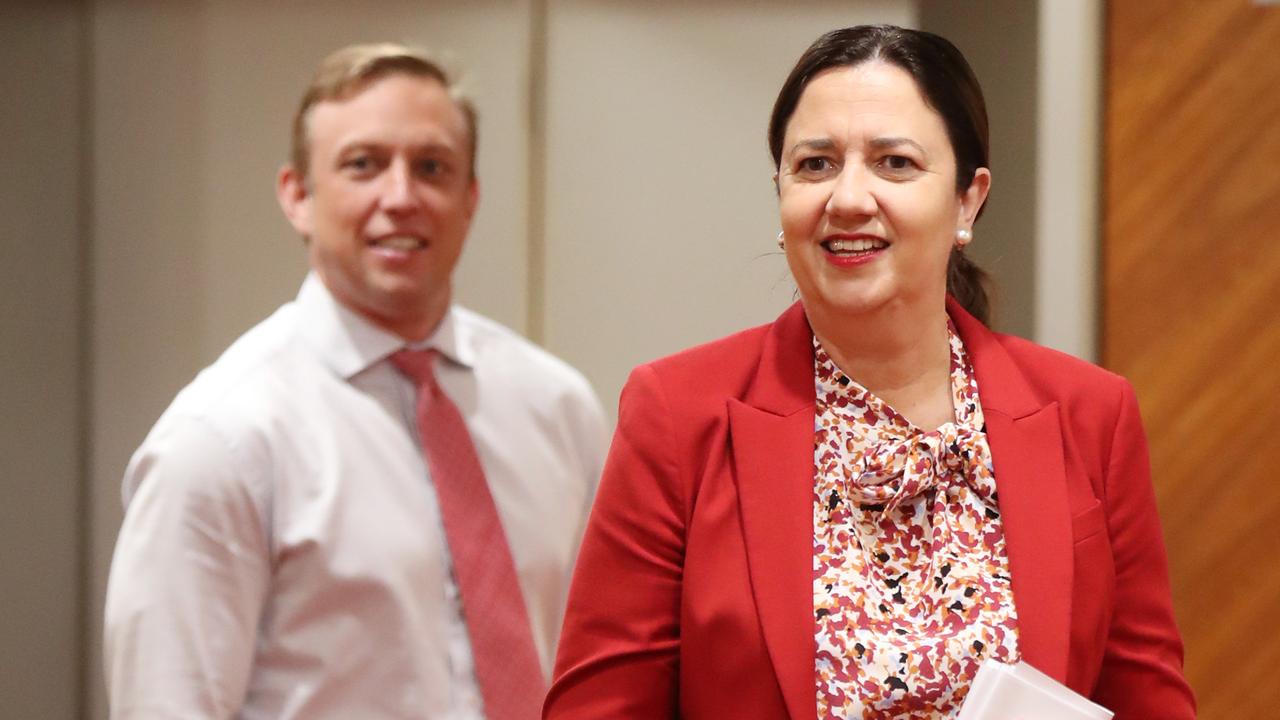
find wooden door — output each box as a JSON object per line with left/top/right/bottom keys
{"left": 1105, "top": 1, "right": 1280, "bottom": 717}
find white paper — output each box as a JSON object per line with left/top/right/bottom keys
{"left": 956, "top": 659, "right": 1113, "bottom": 720}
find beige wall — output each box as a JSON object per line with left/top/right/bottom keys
{"left": 1, "top": 5, "right": 86, "bottom": 718}
{"left": 541, "top": 0, "right": 917, "bottom": 413}
{"left": 919, "top": 0, "right": 1040, "bottom": 340}
{"left": 2, "top": 1, "right": 1105, "bottom": 716}
{"left": 1035, "top": 0, "right": 1102, "bottom": 361}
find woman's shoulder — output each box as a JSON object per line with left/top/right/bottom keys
{"left": 997, "top": 331, "right": 1118, "bottom": 378}
{"left": 951, "top": 299, "right": 1130, "bottom": 411}
{"left": 985, "top": 330, "right": 1135, "bottom": 418}
{"left": 630, "top": 319, "right": 777, "bottom": 406}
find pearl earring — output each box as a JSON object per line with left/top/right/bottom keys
{"left": 777, "top": 230, "right": 785, "bottom": 250}
{"left": 955, "top": 228, "right": 972, "bottom": 247}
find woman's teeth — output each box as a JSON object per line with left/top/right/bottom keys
{"left": 825, "top": 238, "right": 886, "bottom": 253}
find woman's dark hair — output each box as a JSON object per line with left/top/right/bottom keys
{"left": 768, "top": 25, "right": 994, "bottom": 325}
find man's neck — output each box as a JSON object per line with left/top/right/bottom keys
{"left": 346, "top": 286, "right": 452, "bottom": 345}
{"left": 382, "top": 297, "right": 450, "bottom": 344}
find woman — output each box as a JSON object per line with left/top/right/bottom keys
{"left": 544, "top": 25, "right": 1194, "bottom": 719}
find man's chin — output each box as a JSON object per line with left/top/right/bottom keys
{"left": 363, "top": 282, "right": 451, "bottom": 339}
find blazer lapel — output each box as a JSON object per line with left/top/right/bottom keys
{"left": 730, "top": 401, "right": 814, "bottom": 720}
{"left": 728, "top": 302, "right": 818, "bottom": 720}
{"left": 950, "top": 299, "right": 1073, "bottom": 681}
{"left": 726, "top": 300, "right": 1075, "bottom": 715}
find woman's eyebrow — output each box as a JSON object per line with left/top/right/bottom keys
{"left": 789, "top": 136, "right": 930, "bottom": 159}
{"left": 789, "top": 138, "right": 836, "bottom": 155}
{"left": 870, "top": 136, "right": 928, "bottom": 158}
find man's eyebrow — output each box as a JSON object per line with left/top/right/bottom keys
{"left": 334, "top": 140, "right": 381, "bottom": 157}
{"left": 334, "top": 139, "right": 461, "bottom": 156}
{"left": 412, "top": 141, "right": 463, "bottom": 156}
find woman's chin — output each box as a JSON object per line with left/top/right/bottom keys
{"left": 802, "top": 288, "right": 895, "bottom": 322}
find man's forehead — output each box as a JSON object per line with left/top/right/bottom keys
{"left": 306, "top": 75, "right": 469, "bottom": 144}
{"left": 316, "top": 74, "right": 457, "bottom": 114}
{"left": 340, "top": 71, "right": 448, "bottom": 101}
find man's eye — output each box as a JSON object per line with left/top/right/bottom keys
{"left": 342, "top": 156, "right": 374, "bottom": 172}
{"left": 416, "top": 159, "right": 444, "bottom": 176}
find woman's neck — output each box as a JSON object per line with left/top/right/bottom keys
{"left": 810, "top": 301, "right": 954, "bottom": 429}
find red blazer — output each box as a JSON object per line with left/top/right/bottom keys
{"left": 545, "top": 300, "right": 1194, "bottom": 719}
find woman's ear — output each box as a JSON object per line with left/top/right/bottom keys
{"left": 276, "top": 164, "right": 313, "bottom": 238}
{"left": 959, "top": 167, "right": 992, "bottom": 227}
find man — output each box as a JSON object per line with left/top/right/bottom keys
{"left": 104, "top": 44, "right": 609, "bottom": 719}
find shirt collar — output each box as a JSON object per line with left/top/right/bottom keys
{"left": 403, "top": 300, "right": 476, "bottom": 369}
{"left": 294, "top": 273, "right": 475, "bottom": 380}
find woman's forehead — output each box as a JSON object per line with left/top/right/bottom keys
{"left": 784, "top": 63, "right": 948, "bottom": 148}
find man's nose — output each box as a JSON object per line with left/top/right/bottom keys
{"left": 826, "top": 163, "right": 877, "bottom": 219}
{"left": 380, "top": 160, "right": 421, "bottom": 211}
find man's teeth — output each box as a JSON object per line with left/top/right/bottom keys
{"left": 374, "top": 236, "right": 424, "bottom": 250}
{"left": 827, "top": 238, "right": 887, "bottom": 253}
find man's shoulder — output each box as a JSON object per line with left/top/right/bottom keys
{"left": 451, "top": 306, "right": 609, "bottom": 461}
{"left": 453, "top": 306, "right": 597, "bottom": 398}
{"left": 159, "top": 301, "right": 325, "bottom": 430}
{"left": 123, "top": 301, "right": 325, "bottom": 503}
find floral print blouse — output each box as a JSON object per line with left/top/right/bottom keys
{"left": 813, "top": 324, "right": 1020, "bottom": 718}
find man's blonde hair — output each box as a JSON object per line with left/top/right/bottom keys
{"left": 289, "top": 43, "right": 478, "bottom": 180}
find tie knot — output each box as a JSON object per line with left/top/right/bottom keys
{"left": 390, "top": 348, "right": 441, "bottom": 392}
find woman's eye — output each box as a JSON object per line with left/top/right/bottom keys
{"left": 881, "top": 155, "right": 916, "bottom": 172}
{"left": 798, "top": 157, "right": 833, "bottom": 173}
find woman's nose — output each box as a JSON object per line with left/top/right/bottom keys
{"left": 826, "top": 164, "right": 877, "bottom": 219}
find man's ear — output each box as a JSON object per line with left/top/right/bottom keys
{"left": 276, "top": 164, "right": 313, "bottom": 237}
{"left": 464, "top": 177, "right": 480, "bottom": 221}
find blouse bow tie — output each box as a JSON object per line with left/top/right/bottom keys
{"left": 850, "top": 423, "right": 987, "bottom": 512}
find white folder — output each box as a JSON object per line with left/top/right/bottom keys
{"left": 956, "top": 659, "right": 1113, "bottom": 720}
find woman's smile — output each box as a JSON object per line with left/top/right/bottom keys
{"left": 821, "top": 232, "right": 889, "bottom": 267}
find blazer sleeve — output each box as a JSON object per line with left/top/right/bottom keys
{"left": 1091, "top": 381, "right": 1196, "bottom": 717}
{"left": 544, "top": 365, "right": 685, "bottom": 719}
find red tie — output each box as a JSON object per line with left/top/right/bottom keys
{"left": 390, "top": 349, "right": 545, "bottom": 720}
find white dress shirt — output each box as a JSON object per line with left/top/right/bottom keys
{"left": 104, "top": 274, "right": 609, "bottom": 719}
